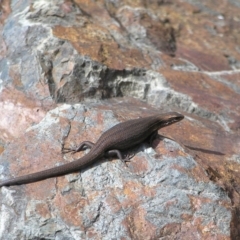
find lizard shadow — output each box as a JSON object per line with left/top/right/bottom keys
{"left": 157, "top": 134, "right": 225, "bottom": 156}
{"left": 184, "top": 145, "right": 225, "bottom": 156}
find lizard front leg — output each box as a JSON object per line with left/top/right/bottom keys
{"left": 107, "top": 149, "right": 133, "bottom": 166}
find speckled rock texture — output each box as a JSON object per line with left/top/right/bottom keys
{"left": 0, "top": 0, "right": 239, "bottom": 239}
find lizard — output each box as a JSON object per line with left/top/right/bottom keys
{"left": 0, "top": 112, "right": 184, "bottom": 187}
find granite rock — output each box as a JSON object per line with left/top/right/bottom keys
{"left": 0, "top": 0, "right": 240, "bottom": 239}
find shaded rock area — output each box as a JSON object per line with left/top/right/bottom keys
{"left": 0, "top": 0, "right": 239, "bottom": 239}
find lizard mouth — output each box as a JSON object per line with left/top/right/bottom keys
{"left": 162, "top": 116, "right": 184, "bottom": 126}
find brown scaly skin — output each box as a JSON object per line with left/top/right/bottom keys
{"left": 0, "top": 112, "right": 184, "bottom": 187}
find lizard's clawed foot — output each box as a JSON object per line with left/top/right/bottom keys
{"left": 120, "top": 153, "right": 135, "bottom": 166}
{"left": 62, "top": 147, "right": 79, "bottom": 154}
{"left": 62, "top": 141, "right": 95, "bottom": 154}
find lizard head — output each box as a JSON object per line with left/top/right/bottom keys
{"left": 154, "top": 112, "right": 184, "bottom": 129}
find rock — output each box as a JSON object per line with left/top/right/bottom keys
{"left": 0, "top": 0, "right": 239, "bottom": 239}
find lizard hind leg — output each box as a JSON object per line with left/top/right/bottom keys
{"left": 62, "top": 141, "right": 95, "bottom": 154}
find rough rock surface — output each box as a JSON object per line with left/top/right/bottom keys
{"left": 0, "top": 0, "right": 239, "bottom": 239}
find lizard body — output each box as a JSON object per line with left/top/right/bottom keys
{"left": 0, "top": 112, "right": 184, "bottom": 187}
